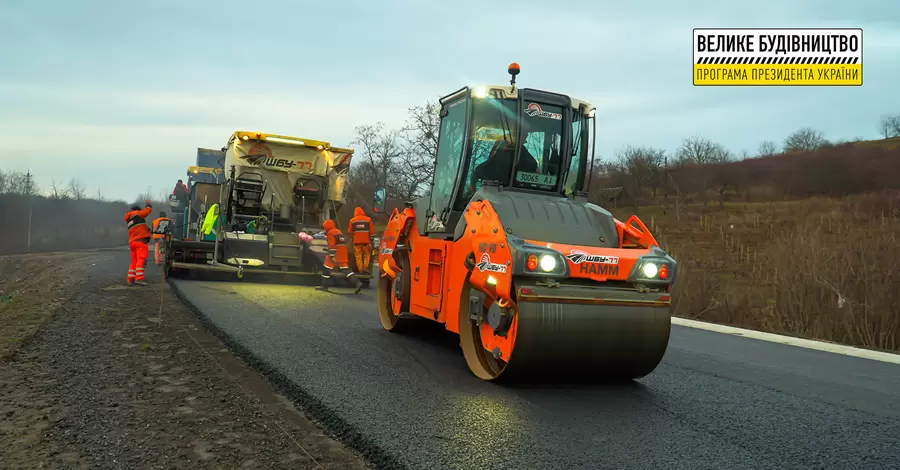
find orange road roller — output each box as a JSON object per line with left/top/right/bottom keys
{"left": 373, "top": 63, "right": 677, "bottom": 382}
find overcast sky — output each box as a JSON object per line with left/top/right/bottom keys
{"left": 1, "top": 0, "right": 898, "bottom": 201}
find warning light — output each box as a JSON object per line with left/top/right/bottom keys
{"left": 242, "top": 135, "right": 249, "bottom": 141}
{"left": 658, "top": 264, "right": 669, "bottom": 280}
{"left": 508, "top": 62, "right": 520, "bottom": 88}
{"left": 526, "top": 253, "right": 538, "bottom": 271}
{"left": 256, "top": 132, "right": 262, "bottom": 139}
{"left": 316, "top": 144, "right": 324, "bottom": 150}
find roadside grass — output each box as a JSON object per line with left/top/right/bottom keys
{"left": 0, "top": 254, "right": 78, "bottom": 359}
{"left": 612, "top": 192, "right": 900, "bottom": 352}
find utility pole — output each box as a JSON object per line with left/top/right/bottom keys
{"left": 663, "top": 155, "right": 668, "bottom": 215}
{"left": 25, "top": 170, "right": 33, "bottom": 251}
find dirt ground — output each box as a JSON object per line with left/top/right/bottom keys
{"left": 0, "top": 248, "right": 370, "bottom": 469}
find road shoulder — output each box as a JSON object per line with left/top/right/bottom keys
{"left": 0, "top": 249, "right": 370, "bottom": 469}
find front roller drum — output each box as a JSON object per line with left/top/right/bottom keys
{"left": 459, "top": 284, "right": 672, "bottom": 382}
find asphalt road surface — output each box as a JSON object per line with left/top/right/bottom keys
{"left": 172, "top": 278, "right": 900, "bottom": 470}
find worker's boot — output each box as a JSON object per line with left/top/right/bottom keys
{"left": 315, "top": 272, "right": 330, "bottom": 291}
{"left": 348, "top": 272, "right": 363, "bottom": 294}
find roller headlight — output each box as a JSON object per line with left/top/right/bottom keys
{"left": 506, "top": 236, "right": 570, "bottom": 277}
{"left": 641, "top": 262, "right": 658, "bottom": 278}
{"left": 539, "top": 254, "right": 557, "bottom": 272}
{"left": 629, "top": 248, "right": 678, "bottom": 285}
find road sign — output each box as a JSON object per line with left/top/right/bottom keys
{"left": 693, "top": 28, "right": 863, "bottom": 86}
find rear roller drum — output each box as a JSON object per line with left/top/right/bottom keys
{"left": 378, "top": 252, "right": 410, "bottom": 332}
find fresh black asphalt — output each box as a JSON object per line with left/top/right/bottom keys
{"left": 171, "top": 278, "right": 900, "bottom": 470}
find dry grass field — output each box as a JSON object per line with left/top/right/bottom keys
{"left": 612, "top": 191, "right": 900, "bottom": 352}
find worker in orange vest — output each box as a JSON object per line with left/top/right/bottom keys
{"left": 124, "top": 200, "right": 153, "bottom": 285}
{"left": 347, "top": 207, "right": 375, "bottom": 273}
{"left": 318, "top": 219, "right": 362, "bottom": 293}
{"left": 151, "top": 211, "right": 170, "bottom": 265}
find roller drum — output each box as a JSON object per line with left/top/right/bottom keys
{"left": 503, "top": 301, "right": 671, "bottom": 381}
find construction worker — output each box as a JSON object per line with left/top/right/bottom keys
{"left": 125, "top": 200, "right": 153, "bottom": 286}
{"left": 172, "top": 179, "right": 189, "bottom": 203}
{"left": 151, "top": 211, "right": 170, "bottom": 265}
{"left": 318, "top": 219, "right": 362, "bottom": 293}
{"left": 347, "top": 206, "right": 375, "bottom": 274}
{"left": 172, "top": 179, "right": 189, "bottom": 225}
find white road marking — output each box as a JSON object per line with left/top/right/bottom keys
{"left": 672, "top": 317, "right": 900, "bottom": 365}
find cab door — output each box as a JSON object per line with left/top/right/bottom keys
{"left": 409, "top": 95, "right": 469, "bottom": 318}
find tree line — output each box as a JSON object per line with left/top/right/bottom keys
{"left": 2, "top": 102, "right": 895, "bottom": 254}
{"left": 0, "top": 169, "right": 166, "bottom": 255}
{"left": 345, "top": 101, "right": 900, "bottom": 213}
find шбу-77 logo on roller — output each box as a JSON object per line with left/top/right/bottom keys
{"left": 524, "top": 103, "right": 562, "bottom": 120}
{"left": 475, "top": 253, "right": 507, "bottom": 273}
{"left": 565, "top": 250, "right": 619, "bottom": 265}
{"left": 566, "top": 250, "right": 620, "bottom": 276}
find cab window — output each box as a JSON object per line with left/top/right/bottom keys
{"left": 429, "top": 98, "right": 467, "bottom": 217}
{"left": 564, "top": 112, "right": 588, "bottom": 195}
{"left": 512, "top": 102, "right": 565, "bottom": 190}
{"left": 454, "top": 97, "right": 518, "bottom": 211}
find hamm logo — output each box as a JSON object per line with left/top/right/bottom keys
{"left": 524, "top": 103, "right": 562, "bottom": 120}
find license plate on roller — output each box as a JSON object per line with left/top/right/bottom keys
{"left": 516, "top": 171, "right": 557, "bottom": 186}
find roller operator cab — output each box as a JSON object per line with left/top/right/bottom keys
{"left": 374, "top": 63, "right": 678, "bottom": 382}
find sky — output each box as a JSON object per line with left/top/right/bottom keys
{"left": 1, "top": 0, "right": 898, "bottom": 202}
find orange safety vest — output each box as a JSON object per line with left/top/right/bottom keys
{"left": 322, "top": 220, "right": 349, "bottom": 269}
{"left": 151, "top": 217, "right": 170, "bottom": 239}
{"left": 124, "top": 205, "right": 153, "bottom": 243}
{"left": 347, "top": 207, "right": 374, "bottom": 244}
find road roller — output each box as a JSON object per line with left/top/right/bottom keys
{"left": 373, "top": 63, "right": 677, "bottom": 382}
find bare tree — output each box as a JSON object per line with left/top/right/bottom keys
{"left": 676, "top": 136, "right": 727, "bottom": 165}
{"left": 2, "top": 170, "right": 39, "bottom": 196}
{"left": 67, "top": 178, "right": 87, "bottom": 200}
{"left": 674, "top": 136, "right": 730, "bottom": 208}
{"left": 611, "top": 145, "right": 667, "bottom": 207}
{"left": 133, "top": 186, "right": 153, "bottom": 205}
{"left": 879, "top": 114, "right": 900, "bottom": 139}
{"left": 49, "top": 178, "right": 70, "bottom": 199}
{"left": 784, "top": 127, "right": 828, "bottom": 152}
{"left": 758, "top": 140, "right": 778, "bottom": 157}
{"left": 710, "top": 148, "right": 737, "bottom": 206}
{"left": 397, "top": 100, "right": 440, "bottom": 198}
{"left": 403, "top": 101, "right": 440, "bottom": 163}
{"left": 350, "top": 100, "right": 442, "bottom": 202}
{"left": 351, "top": 122, "right": 403, "bottom": 191}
